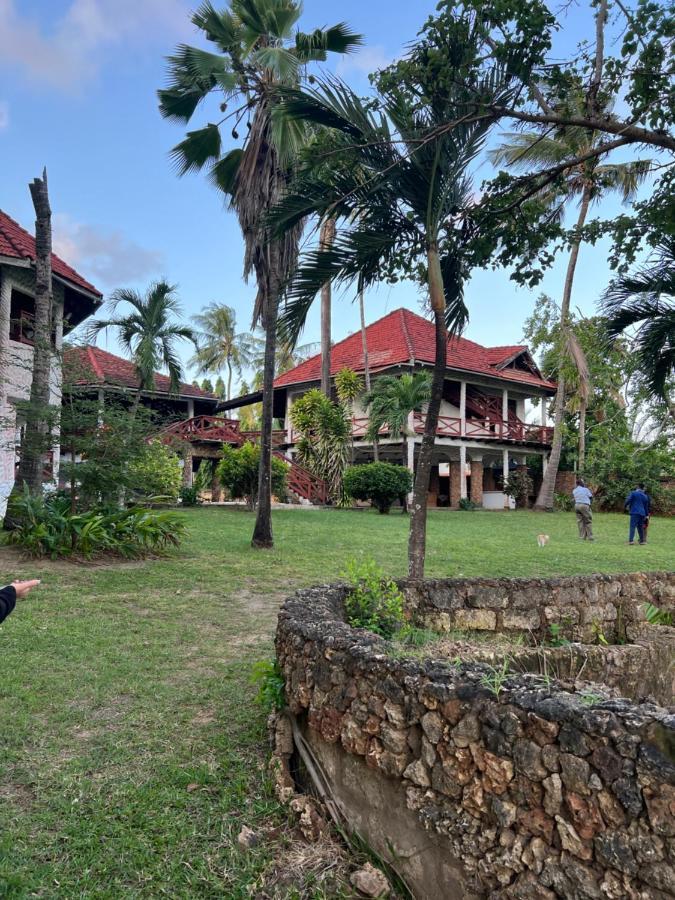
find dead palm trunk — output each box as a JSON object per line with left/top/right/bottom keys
{"left": 535, "top": 184, "right": 592, "bottom": 509}
{"left": 15, "top": 170, "right": 53, "bottom": 496}
{"left": 359, "top": 280, "right": 378, "bottom": 461}
{"left": 578, "top": 399, "right": 587, "bottom": 471}
{"left": 319, "top": 218, "right": 335, "bottom": 396}
{"left": 408, "top": 245, "right": 447, "bottom": 578}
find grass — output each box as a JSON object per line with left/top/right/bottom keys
{"left": 0, "top": 506, "right": 672, "bottom": 898}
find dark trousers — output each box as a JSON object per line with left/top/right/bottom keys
{"left": 629, "top": 514, "right": 645, "bottom": 543}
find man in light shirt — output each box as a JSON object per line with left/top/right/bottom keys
{"left": 572, "top": 478, "right": 594, "bottom": 541}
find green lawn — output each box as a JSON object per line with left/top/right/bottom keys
{"left": 0, "top": 507, "right": 672, "bottom": 898}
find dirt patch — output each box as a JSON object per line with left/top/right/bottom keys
{"left": 191, "top": 708, "right": 216, "bottom": 726}
{"left": 0, "top": 781, "right": 35, "bottom": 808}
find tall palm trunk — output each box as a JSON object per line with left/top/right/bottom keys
{"left": 359, "top": 280, "right": 378, "bottom": 460}
{"left": 16, "top": 170, "right": 53, "bottom": 496}
{"left": 535, "top": 185, "right": 592, "bottom": 509}
{"left": 319, "top": 218, "right": 335, "bottom": 396}
{"left": 227, "top": 359, "right": 232, "bottom": 402}
{"left": 408, "top": 245, "right": 447, "bottom": 578}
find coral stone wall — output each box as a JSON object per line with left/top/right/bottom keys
{"left": 276, "top": 578, "right": 675, "bottom": 900}
{"left": 403, "top": 572, "right": 675, "bottom": 644}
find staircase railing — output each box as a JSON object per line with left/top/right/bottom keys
{"left": 273, "top": 451, "right": 327, "bottom": 504}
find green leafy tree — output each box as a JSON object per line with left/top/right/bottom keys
{"left": 85, "top": 281, "right": 195, "bottom": 410}
{"left": 365, "top": 373, "right": 431, "bottom": 467}
{"left": 344, "top": 463, "right": 412, "bottom": 514}
{"left": 491, "top": 93, "right": 649, "bottom": 498}
{"left": 190, "top": 303, "right": 260, "bottom": 400}
{"left": 214, "top": 376, "right": 226, "bottom": 398}
{"left": 159, "top": 0, "right": 361, "bottom": 549}
{"left": 200, "top": 378, "right": 214, "bottom": 394}
{"left": 602, "top": 238, "right": 675, "bottom": 410}
{"left": 216, "top": 442, "right": 288, "bottom": 510}
{"left": 128, "top": 440, "right": 183, "bottom": 501}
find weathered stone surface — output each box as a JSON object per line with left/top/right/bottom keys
{"left": 503, "top": 610, "right": 540, "bottom": 631}
{"left": 421, "top": 711, "right": 444, "bottom": 744}
{"left": 452, "top": 713, "right": 481, "bottom": 748}
{"left": 350, "top": 862, "right": 390, "bottom": 897}
{"left": 454, "top": 608, "right": 497, "bottom": 630}
{"left": 560, "top": 753, "right": 592, "bottom": 796}
{"left": 594, "top": 830, "right": 638, "bottom": 875}
{"left": 542, "top": 774, "right": 563, "bottom": 817}
{"left": 555, "top": 816, "right": 592, "bottom": 860}
{"left": 643, "top": 782, "right": 675, "bottom": 836}
{"left": 513, "top": 740, "right": 547, "bottom": 781}
{"left": 403, "top": 758, "right": 430, "bottom": 788}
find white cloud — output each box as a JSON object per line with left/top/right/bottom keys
{"left": 53, "top": 214, "right": 164, "bottom": 287}
{"left": 336, "top": 45, "right": 394, "bottom": 79}
{"left": 0, "top": 101, "right": 8, "bottom": 131}
{"left": 0, "top": 0, "right": 190, "bottom": 91}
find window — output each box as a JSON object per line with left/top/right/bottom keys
{"left": 9, "top": 290, "right": 35, "bottom": 345}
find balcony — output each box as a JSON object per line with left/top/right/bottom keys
{"left": 346, "top": 414, "right": 552, "bottom": 446}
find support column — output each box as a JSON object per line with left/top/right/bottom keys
{"left": 502, "top": 388, "right": 509, "bottom": 438}
{"left": 459, "top": 380, "right": 466, "bottom": 436}
{"left": 459, "top": 443, "right": 467, "bottom": 500}
{"left": 502, "top": 448, "right": 510, "bottom": 508}
{"left": 469, "top": 453, "right": 483, "bottom": 507}
{"left": 450, "top": 461, "right": 461, "bottom": 509}
{"left": 187, "top": 398, "right": 195, "bottom": 419}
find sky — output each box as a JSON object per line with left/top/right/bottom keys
{"left": 0, "top": 0, "right": 653, "bottom": 388}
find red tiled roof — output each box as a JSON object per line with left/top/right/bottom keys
{"left": 274, "top": 308, "right": 556, "bottom": 392}
{"left": 64, "top": 346, "right": 216, "bottom": 399}
{"left": 0, "top": 209, "right": 102, "bottom": 298}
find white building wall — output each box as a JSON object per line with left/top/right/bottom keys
{"left": 0, "top": 266, "right": 65, "bottom": 519}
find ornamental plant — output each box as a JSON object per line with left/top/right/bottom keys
{"left": 343, "top": 462, "right": 412, "bottom": 514}
{"left": 342, "top": 558, "right": 405, "bottom": 639}
{"left": 216, "top": 442, "right": 288, "bottom": 510}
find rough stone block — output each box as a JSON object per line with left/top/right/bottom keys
{"left": 453, "top": 609, "right": 497, "bottom": 631}
{"left": 503, "top": 610, "right": 540, "bottom": 631}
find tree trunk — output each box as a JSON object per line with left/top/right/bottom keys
{"left": 359, "top": 280, "right": 378, "bottom": 461}
{"left": 15, "top": 170, "right": 53, "bottom": 497}
{"left": 578, "top": 398, "right": 587, "bottom": 472}
{"left": 408, "top": 246, "right": 447, "bottom": 579}
{"left": 534, "top": 185, "right": 592, "bottom": 510}
{"left": 319, "top": 218, "right": 335, "bottom": 396}
{"left": 227, "top": 359, "right": 232, "bottom": 402}
{"left": 251, "top": 246, "right": 280, "bottom": 549}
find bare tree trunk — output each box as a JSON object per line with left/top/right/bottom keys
{"left": 251, "top": 246, "right": 280, "bottom": 549}
{"left": 578, "top": 399, "right": 587, "bottom": 472}
{"left": 359, "top": 280, "right": 378, "bottom": 461}
{"left": 227, "top": 359, "right": 232, "bottom": 402}
{"left": 408, "top": 246, "right": 447, "bottom": 579}
{"left": 15, "top": 170, "right": 53, "bottom": 496}
{"left": 535, "top": 186, "right": 592, "bottom": 510}
{"left": 319, "top": 218, "right": 335, "bottom": 397}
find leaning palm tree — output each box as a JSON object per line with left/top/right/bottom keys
{"left": 158, "top": 0, "right": 361, "bottom": 548}
{"left": 273, "top": 71, "right": 509, "bottom": 578}
{"left": 190, "top": 303, "right": 260, "bottom": 400}
{"left": 491, "top": 101, "right": 650, "bottom": 501}
{"left": 365, "top": 373, "right": 432, "bottom": 468}
{"left": 601, "top": 238, "right": 675, "bottom": 411}
{"left": 85, "top": 281, "right": 195, "bottom": 411}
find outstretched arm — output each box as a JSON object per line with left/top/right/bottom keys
{"left": 0, "top": 580, "right": 40, "bottom": 625}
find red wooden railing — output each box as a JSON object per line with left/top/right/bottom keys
{"left": 156, "top": 415, "right": 244, "bottom": 445}
{"left": 240, "top": 430, "right": 286, "bottom": 448}
{"left": 273, "top": 451, "right": 327, "bottom": 504}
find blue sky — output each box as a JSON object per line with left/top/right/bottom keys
{"left": 0, "top": 0, "right": 650, "bottom": 386}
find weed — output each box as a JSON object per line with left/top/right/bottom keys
{"left": 251, "top": 659, "right": 286, "bottom": 712}
{"left": 579, "top": 691, "right": 604, "bottom": 707}
{"left": 548, "top": 621, "right": 571, "bottom": 647}
{"left": 643, "top": 602, "right": 673, "bottom": 627}
{"left": 591, "top": 621, "right": 609, "bottom": 646}
{"left": 480, "top": 657, "right": 511, "bottom": 698}
{"left": 342, "top": 558, "right": 404, "bottom": 639}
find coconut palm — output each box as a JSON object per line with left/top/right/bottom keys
{"left": 273, "top": 72, "right": 508, "bottom": 578}
{"left": 190, "top": 303, "right": 260, "bottom": 400}
{"left": 85, "top": 281, "right": 194, "bottom": 408}
{"left": 490, "top": 102, "right": 650, "bottom": 498}
{"left": 158, "top": 0, "right": 361, "bottom": 549}
{"left": 365, "top": 373, "right": 432, "bottom": 468}
{"left": 601, "top": 238, "right": 675, "bottom": 409}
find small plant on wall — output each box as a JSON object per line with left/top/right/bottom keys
{"left": 342, "top": 557, "right": 405, "bottom": 638}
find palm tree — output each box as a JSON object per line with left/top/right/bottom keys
{"left": 365, "top": 373, "right": 431, "bottom": 468}
{"left": 158, "top": 0, "right": 361, "bottom": 549}
{"left": 273, "top": 73, "right": 505, "bottom": 578}
{"left": 85, "top": 281, "right": 195, "bottom": 411}
{"left": 601, "top": 238, "right": 675, "bottom": 411}
{"left": 319, "top": 217, "right": 336, "bottom": 395}
{"left": 490, "top": 103, "right": 649, "bottom": 501}
{"left": 190, "top": 303, "right": 259, "bottom": 400}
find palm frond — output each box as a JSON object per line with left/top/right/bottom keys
{"left": 170, "top": 124, "right": 222, "bottom": 176}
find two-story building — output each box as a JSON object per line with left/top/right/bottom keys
{"left": 0, "top": 209, "right": 102, "bottom": 518}
{"left": 222, "top": 307, "right": 557, "bottom": 509}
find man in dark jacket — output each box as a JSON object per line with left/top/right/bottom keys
{"left": 624, "top": 484, "right": 651, "bottom": 545}
{"left": 0, "top": 580, "right": 40, "bottom": 624}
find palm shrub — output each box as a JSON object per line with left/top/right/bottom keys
{"left": 159, "top": 0, "right": 361, "bottom": 549}
{"left": 290, "top": 389, "right": 350, "bottom": 504}
{"left": 344, "top": 463, "right": 412, "bottom": 514}
{"left": 365, "top": 372, "right": 431, "bottom": 466}
{"left": 216, "top": 442, "right": 288, "bottom": 509}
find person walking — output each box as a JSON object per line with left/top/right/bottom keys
{"left": 0, "top": 580, "right": 40, "bottom": 624}
{"left": 572, "top": 478, "right": 594, "bottom": 541}
{"left": 624, "top": 483, "right": 651, "bottom": 545}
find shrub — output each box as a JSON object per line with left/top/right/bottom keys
{"left": 7, "top": 486, "right": 187, "bottom": 560}
{"left": 180, "top": 485, "right": 201, "bottom": 506}
{"left": 127, "top": 440, "right": 182, "bottom": 501}
{"left": 343, "top": 462, "right": 412, "bottom": 514}
{"left": 216, "top": 442, "right": 288, "bottom": 509}
{"left": 250, "top": 658, "right": 285, "bottom": 712}
{"left": 503, "top": 468, "right": 533, "bottom": 508}
{"left": 342, "top": 558, "right": 405, "bottom": 638}
{"left": 554, "top": 492, "right": 575, "bottom": 511}
{"left": 458, "top": 497, "right": 478, "bottom": 511}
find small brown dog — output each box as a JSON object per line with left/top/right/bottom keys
{"left": 537, "top": 534, "right": 550, "bottom": 548}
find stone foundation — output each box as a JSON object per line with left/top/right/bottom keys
{"left": 275, "top": 573, "right": 675, "bottom": 899}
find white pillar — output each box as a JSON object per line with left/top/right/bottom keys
{"left": 406, "top": 436, "right": 415, "bottom": 507}
{"left": 502, "top": 388, "right": 509, "bottom": 438}
{"left": 187, "top": 398, "right": 195, "bottom": 419}
{"left": 459, "top": 380, "right": 466, "bottom": 436}
{"left": 503, "top": 448, "right": 510, "bottom": 508}
{"left": 459, "top": 443, "right": 467, "bottom": 499}
{"left": 540, "top": 396, "right": 546, "bottom": 427}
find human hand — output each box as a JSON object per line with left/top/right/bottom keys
{"left": 11, "top": 580, "right": 41, "bottom": 599}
